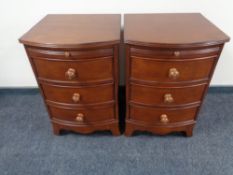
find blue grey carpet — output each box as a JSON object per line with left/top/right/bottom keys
{"left": 0, "top": 88, "right": 233, "bottom": 175}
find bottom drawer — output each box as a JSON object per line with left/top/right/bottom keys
{"left": 129, "top": 104, "right": 198, "bottom": 124}
{"left": 49, "top": 105, "right": 115, "bottom": 123}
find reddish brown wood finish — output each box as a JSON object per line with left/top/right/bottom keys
{"left": 129, "top": 104, "right": 198, "bottom": 124}
{"left": 124, "top": 13, "right": 230, "bottom": 136}
{"left": 49, "top": 104, "right": 115, "bottom": 123}
{"left": 27, "top": 47, "right": 113, "bottom": 59}
{"left": 130, "top": 46, "right": 220, "bottom": 58}
{"left": 130, "top": 83, "right": 206, "bottom": 106}
{"left": 124, "top": 13, "right": 229, "bottom": 48}
{"left": 42, "top": 83, "right": 114, "bottom": 105}
{"left": 130, "top": 56, "right": 217, "bottom": 83}
{"left": 19, "top": 14, "right": 121, "bottom": 49}
{"left": 32, "top": 56, "right": 113, "bottom": 84}
{"left": 19, "top": 14, "right": 121, "bottom": 136}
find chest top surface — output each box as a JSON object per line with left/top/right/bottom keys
{"left": 124, "top": 13, "right": 230, "bottom": 47}
{"left": 19, "top": 14, "right": 121, "bottom": 48}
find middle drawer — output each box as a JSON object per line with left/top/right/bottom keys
{"left": 130, "top": 83, "right": 206, "bottom": 106}
{"left": 42, "top": 83, "right": 114, "bottom": 105}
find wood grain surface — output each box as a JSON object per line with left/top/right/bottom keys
{"left": 124, "top": 13, "right": 230, "bottom": 47}
{"left": 19, "top": 14, "right": 121, "bottom": 48}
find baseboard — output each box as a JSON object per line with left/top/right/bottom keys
{"left": 206, "top": 86, "right": 233, "bottom": 93}
{"left": 0, "top": 86, "right": 232, "bottom": 94}
{"left": 0, "top": 88, "right": 39, "bottom": 94}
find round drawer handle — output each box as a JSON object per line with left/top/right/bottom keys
{"left": 65, "top": 51, "right": 71, "bottom": 58}
{"left": 72, "top": 93, "right": 80, "bottom": 103}
{"left": 160, "top": 114, "right": 169, "bottom": 123}
{"left": 164, "top": 93, "right": 174, "bottom": 103}
{"left": 76, "top": 113, "right": 84, "bottom": 122}
{"left": 169, "top": 68, "right": 180, "bottom": 79}
{"left": 174, "top": 51, "right": 180, "bottom": 57}
{"left": 65, "top": 68, "right": 76, "bottom": 80}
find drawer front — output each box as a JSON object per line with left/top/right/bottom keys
{"left": 129, "top": 105, "right": 198, "bottom": 124}
{"left": 49, "top": 105, "right": 115, "bottom": 123}
{"left": 130, "top": 46, "right": 220, "bottom": 59}
{"left": 131, "top": 56, "right": 216, "bottom": 83}
{"left": 42, "top": 83, "right": 114, "bottom": 105}
{"left": 130, "top": 83, "right": 206, "bottom": 106}
{"left": 27, "top": 47, "right": 113, "bottom": 59}
{"left": 33, "top": 57, "right": 113, "bottom": 83}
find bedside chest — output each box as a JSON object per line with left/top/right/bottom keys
{"left": 19, "top": 14, "right": 121, "bottom": 135}
{"left": 124, "top": 13, "right": 230, "bottom": 136}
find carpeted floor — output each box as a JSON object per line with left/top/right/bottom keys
{"left": 0, "top": 88, "right": 233, "bottom": 175}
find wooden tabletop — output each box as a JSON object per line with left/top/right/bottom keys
{"left": 124, "top": 13, "right": 230, "bottom": 48}
{"left": 19, "top": 14, "right": 121, "bottom": 48}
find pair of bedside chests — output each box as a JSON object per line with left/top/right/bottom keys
{"left": 19, "top": 14, "right": 230, "bottom": 137}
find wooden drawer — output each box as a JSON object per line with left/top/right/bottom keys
{"left": 130, "top": 56, "right": 216, "bottom": 83}
{"left": 130, "top": 46, "right": 220, "bottom": 59}
{"left": 129, "top": 104, "right": 198, "bottom": 124}
{"left": 27, "top": 47, "right": 113, "bottom": 59}
{"left": 33, "top": 57, "right": 113, "bottom": 84}
{"left": 49, "top": 105, "right": 115, "bottom": 123}
{"left": 42, "top": 83, "right": 114, "bottom": 105}
{"left": 130, "top": 83, "right": 206, "bottom": 106}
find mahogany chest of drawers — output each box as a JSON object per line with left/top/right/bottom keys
{"left": 124, "top": 13, "right": 230, "bottom": 136}
{"left": 19, "top": 14, "right": 121, "bottom": 135}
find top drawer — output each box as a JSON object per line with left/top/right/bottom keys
{"left": 130, "top": 56, "right": 216, "bottom": 84}
{"left": 33, "top": 57, "right": 113, "bottom": 85}
{"left": 130, "top": 46, "right": 220, "bottom": 59}
{"left": 27, "top": 47, "right": 113, "bottom": 59}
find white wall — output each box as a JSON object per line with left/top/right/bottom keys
{"left": 0, "top": 0, "right": 232, "bottom": 87}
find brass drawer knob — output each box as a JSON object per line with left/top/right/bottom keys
{"left": 164, "top": 93, "right": 174, "bottom": 103}
{"left": 65, "top": 68, "right": 76, "bottom": 80}
{"left": 72, "top": 93, "right": 80, "bottom": 103}
{"left": 174, "top": 51, "right": 180, "bottom": 57}
{"left": 169, "top": 68, "right": 179, "bottom": 79}
{"left": 65, "top": 51, "right": 71, "bottom": 58}
{"left": 76, "top": 113, "right": 84, "bottom": 122}
{"left": 160, "top": 114, "right": 169, "bottom": 123}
